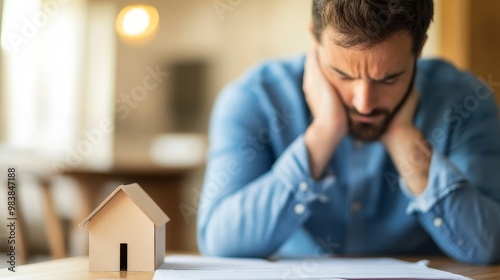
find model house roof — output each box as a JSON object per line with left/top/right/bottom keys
{"left": 79, "top": 183, "right": 170, "bottom": 228}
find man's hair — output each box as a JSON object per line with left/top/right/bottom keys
{"left": 312, "top": 0, "right": 434, "bottom": 54}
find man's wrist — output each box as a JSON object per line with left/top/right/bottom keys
{"left": 382, "top": 125, "right": 431, "bottom": 196}
{"left": 382, "top": 124, "right": 417, "bottom": 147}
{"left": 310, "top": 117, "right": 346, "bottom": 139}
{"left": 305, "top": 118, "right": 345, "bottom": 179}
{"left": 305, "top": 119, "right": 343, "bottom": 156}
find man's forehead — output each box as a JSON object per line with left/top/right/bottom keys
{"left": 319, "top": 28, "right": 414, "bottom": 75}
{"left": 321, "top": 27, "right": 413, "bottom": 56}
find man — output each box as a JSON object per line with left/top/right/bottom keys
{"left": 197, "top": 0, "right": 500, "bottom": 265}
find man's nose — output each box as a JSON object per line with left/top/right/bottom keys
{"left": 352, "top": 81, "right": 377, "bottom": 115}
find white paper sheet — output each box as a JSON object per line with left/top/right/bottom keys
{"left": 153, "top": 255, "right": 471, "bottom": 280}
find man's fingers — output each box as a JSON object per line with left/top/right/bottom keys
{"left": 305, "top": 49, "right": 316, "bottom": 76}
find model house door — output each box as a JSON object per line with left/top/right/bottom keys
{"left": 120, "top": 243, "right": 128, "bottom": 271}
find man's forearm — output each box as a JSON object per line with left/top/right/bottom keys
{"left": 383, "top": 126, "right": 432, "bottom": 195}
{"left": 304, "top": 119, "right": 344, "bottom": 180}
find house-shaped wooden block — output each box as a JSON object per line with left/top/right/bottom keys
{"left": 79, "top": 183, "right": 170, "bottom": 272}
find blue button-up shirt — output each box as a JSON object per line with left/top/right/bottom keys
{"left": 197, "top": 55, "right": 500, "bottom": 264}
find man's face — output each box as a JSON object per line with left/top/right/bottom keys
{"left": 316, "top": 28, "right": 417, "bottom": 141}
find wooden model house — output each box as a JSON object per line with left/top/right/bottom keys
{"left": 79, "top": 183, "right": 170, "bottom": 271}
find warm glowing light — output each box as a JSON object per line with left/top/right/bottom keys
{"left": 122, "top": 8, "right": 150, "bottom": 35}
{"left": 116, "top": 5, "right": 159, "bottom": 41}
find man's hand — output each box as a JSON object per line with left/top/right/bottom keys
{"left": 303, "top": 49, "right": 348, "bottom": 133}
{"left": 303, "top": 48, "right": 347, "bottom": 179}
{"left": 381, "top": 87, "right": 431, "bottom": 195}
{"left": 381, "top": 86, "right": 420, "bottom": 143}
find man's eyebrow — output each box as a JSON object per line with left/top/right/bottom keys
{"left": 329, "top": 66, "right": 406, "bottom": 81}
{"left": 330, "top": 66, "right": 355, "bottom": 78}
{"left": 373, "top": 70, "right": 406, "bottom": 82}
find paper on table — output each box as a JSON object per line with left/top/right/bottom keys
{"left": 154, "top": 255, "right": 471, "bottom": 280}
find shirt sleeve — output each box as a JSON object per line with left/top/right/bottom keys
{"left": 197, "top": 84, "right": 335, "bottom": 258}
{"left": 400, "top": 150, "right": 466, "bottom": 214}
{"left": 399, "top": 84, "right": 500, "bottom": 265}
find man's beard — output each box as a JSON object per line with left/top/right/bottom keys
{"left": 347, "top": 61, "right": 417, "bottom": 142}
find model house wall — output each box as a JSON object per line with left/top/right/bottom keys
{"left": 80, "top": 183, "right": 169, "bottom": 272}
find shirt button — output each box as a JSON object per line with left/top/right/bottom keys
{"left": 351, "top": 201, "right": 362, "bottom": 212}
{"left": 433, "top": 217, "right": 443, "bottom": 228}
{"left": 299, "top": 182, "right": 309, "bottom": 192}
{"left": 294, "top": 203, "right": 306, "bottom": 215}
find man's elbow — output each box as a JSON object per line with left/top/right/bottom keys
{"left": 197, "top": 225, "right": 244, "bottom": 257}
{"left": 470, "top": 247, "right": 500, "bottom": 265}
{"left": 197, "top": 225, "right": 271, "bottom": 258}
{"left": 453, "top": 242, "right": 500, "bottom": 265}
{"left": 198, "top": 234, "right": 234, "bottom": 257}
{"left": 200, "top": 243, "right": 248, "bottom": 258}
{"left": 198, "top": 235, "right": 260, "bottom": 258}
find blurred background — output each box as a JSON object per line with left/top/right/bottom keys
{"left": 0, "top": 0, "right": 499, "bottom": 266}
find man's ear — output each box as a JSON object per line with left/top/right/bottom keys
{"left": 308, "top": 22, "right": 320, "bottom": 48}
{"left": 417, "top": 34, "right": 429, "bottom": 58}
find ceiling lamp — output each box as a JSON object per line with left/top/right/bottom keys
{"left": 116, "top": 5, "right": 159, "bottom": 42}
